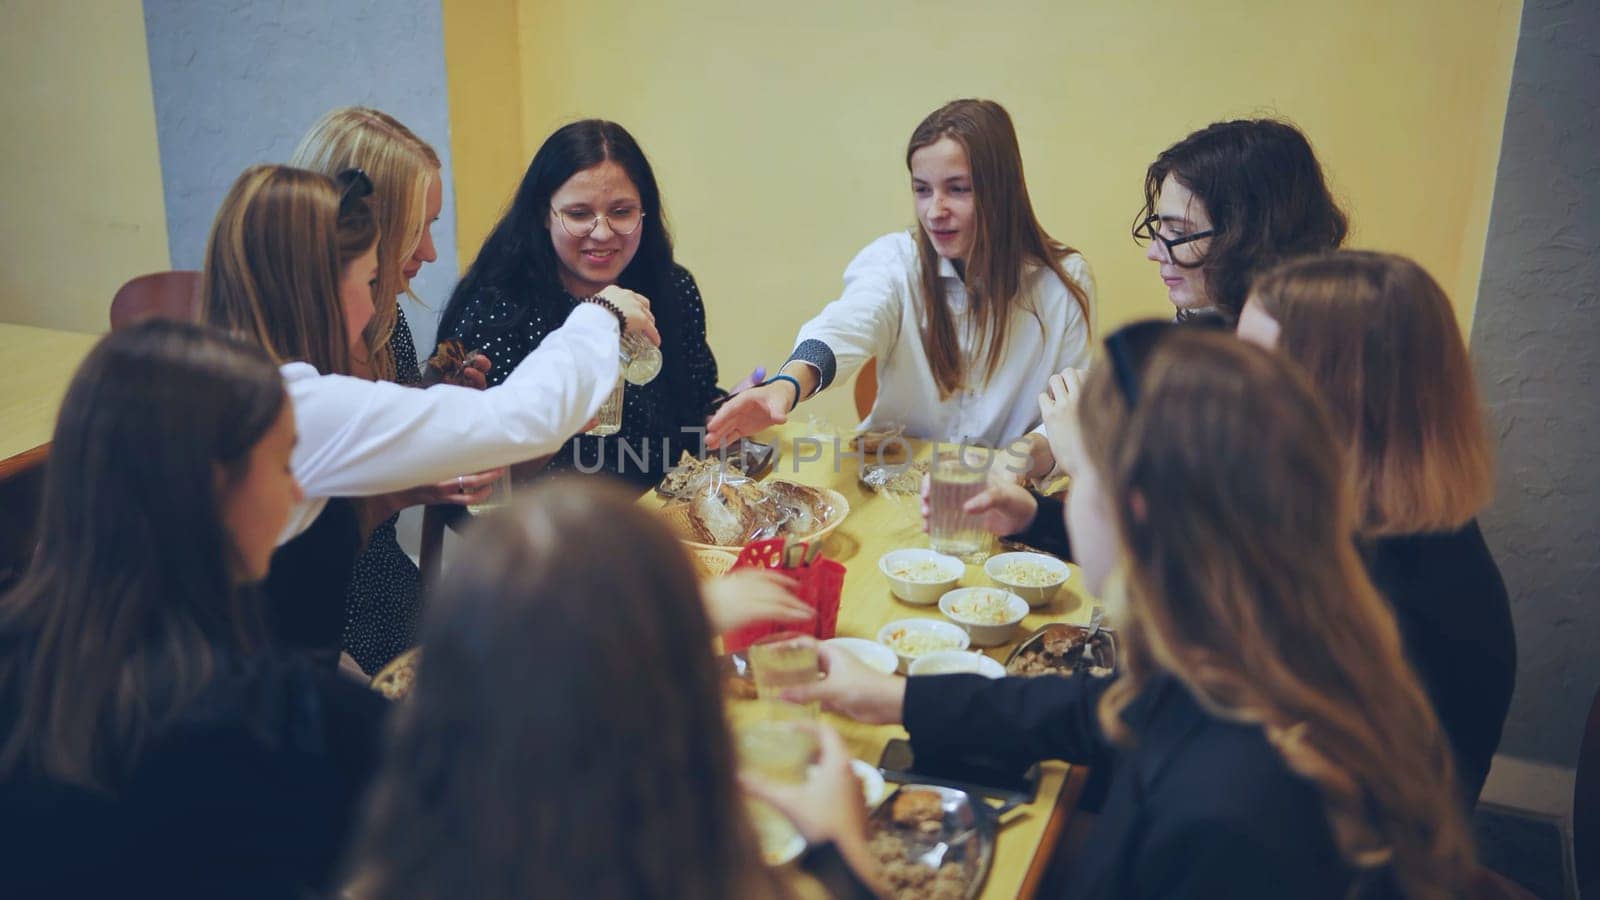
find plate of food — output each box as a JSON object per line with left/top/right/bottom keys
{"left": 1003, "top": 622, "right": 1115, "bottom": 679}
{"left": 877, "top": 619, "right": 971, "bottom": 674}
{"left": 660, "top": 473, "right": 849, "bottom": 553}
{"left": 370, "top": 647, "right": 420, "bottom": 700}
{"left": 867, "top": 784, "right": 996, "bottom": 900}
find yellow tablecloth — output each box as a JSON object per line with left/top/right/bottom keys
{"left": 644, "top": 423, "right": 1096, "bottom": 899}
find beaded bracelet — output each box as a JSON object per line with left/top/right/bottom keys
{"left": 579, "top": 294, "right": 628, "bottom": 332}
{"left": 763, "top": 374, "right": 802, "bottom": 412}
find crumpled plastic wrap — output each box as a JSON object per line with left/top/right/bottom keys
{"left": 672, "top": 462, "right": 836, "bottom": 546}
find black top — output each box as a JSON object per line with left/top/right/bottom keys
{"left": 343, "top": 307, "right": 426, "bottom": 675}
{"left": 1007, "top": 491, "right": 1072, "bottom": 560}
{"left": 904, "top": 672, "right": 1379, "bottom": 899}
{"left": 0, "top": 652, "right": 388, "bottom": 898}
{"left": 262, "top": 496, "right": 362, "bottom": 667}
{"left": 443, "top": 264, "right": 720, "bottom": 488}
{"left": 1361, "top": 521, "right": 1516, "bottom": 807}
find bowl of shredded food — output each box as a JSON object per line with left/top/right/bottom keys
{"left": 937, "top": 588, "right": 1029, "bottom": 647}
{"left": 876, "top": 618, "right": 971, "bottom": 673}
{"left": 878, "top": 548, "right": 964, "bottom": 605}
{"left": 983, "top": 551, "right": 1070, "bottom": 607}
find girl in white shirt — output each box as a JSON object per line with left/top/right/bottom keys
{"left": 705, "top": 98, "right": 1093, "bottom": 452}
{"left": 199, "top": 164, "right": 658, "bottom": 542}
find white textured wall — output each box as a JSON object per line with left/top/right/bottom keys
{"left": 1472, "top": 0, "right": 1600, "bottom": 767}
{"left": 141, "top": 0, "right": 458, "bottom": 357}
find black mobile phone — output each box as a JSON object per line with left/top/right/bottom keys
{"left": 878, "top": 738, "right": 1040, "bottom": 803}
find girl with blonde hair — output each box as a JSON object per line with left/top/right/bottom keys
{"left": 1239, "top": 250, "right": 1513, "bottom": 805}
{"left": 797, "top": 328, "right": 1473, "bottom": 898}
{"left": 200, "top": 164, "right": 656, "bottom": 658}
{"left": 706, "top": 98, "right": 1094, "bottom": 451}
{"left": 292, "top": 107, "right": 487, "bottom": 673}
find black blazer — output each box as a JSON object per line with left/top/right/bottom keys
{"left": 1362, "top": 521, "right": 1515, "bottom": 807}
{"left": 1009, "top": 502, "right": 1515, "bottom": 809}
{"left": 0, "top": 653, "right": 388, "bottom": 899}
{"left": 904, "top": 672, "right": 1378, "bottom": 899}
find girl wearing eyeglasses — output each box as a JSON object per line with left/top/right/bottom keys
{"left": 1134, "top": 118, "right": 1348, "bottom": 324}
{"left": 704, "top": 98, "right": 1094, "bottom": 452}
{"left": 795, "top": 331, "right": 1473, "bottom": 899}
{"left": 438, "top": 120, "right": 722, "bottom": 489}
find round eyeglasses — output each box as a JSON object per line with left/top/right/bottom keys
{"left": 551, "top": 205, "right": 647, "bottom": 238}
{"left": 1132, "top": 213, "right": 1217, "bottom": 266}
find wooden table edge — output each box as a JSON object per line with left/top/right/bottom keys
{"left": 1015, "top": 762, "right": 1087, "bottom": 899}
{"left": 0, "top": 443, "right": 49, "bottom": 482}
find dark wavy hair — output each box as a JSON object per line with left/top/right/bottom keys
{"left": 439, "top": 120, "right": 675, "bottom": 341}
{"left": 1136, "top": 119, "right": 1348, "bottom": 322}
{"left": 0, "top": 321, "right": 285, "bottom": 789}
{"left": 348, "top": 480, "right": 788, "bottom": 899}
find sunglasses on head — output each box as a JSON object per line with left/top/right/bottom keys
{"left": 1104, "top": 313, "right": 1230, "bottom": 407}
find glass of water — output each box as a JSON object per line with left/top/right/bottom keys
{"left": 928, "top": 448, "right": 991, "bottom": 558}
{"left": 465, "top": 470, "right": 513, "bottom": 516}
{"left": 620, "top": 331, "right": 662, "bottom": 385}
{"left": 585, "top": 375, "right": 625, "bottom": 436}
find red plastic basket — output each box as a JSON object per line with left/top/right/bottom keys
{"left": 721, "top": 536, "right": 846, "bottom": 653}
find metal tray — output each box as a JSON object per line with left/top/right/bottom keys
{"left": 1002, "top": 622, "right": 1117, "bottom": 679}
{"left": 868, "top": 783, "right": 999, "bottom": 900}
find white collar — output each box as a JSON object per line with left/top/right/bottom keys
{"left": 937, "top": 255, "right": 962, "bottom": 280}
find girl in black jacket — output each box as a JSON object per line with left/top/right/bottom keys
{"left": 801, "top": 328, "right": 1474, "bottom": 899}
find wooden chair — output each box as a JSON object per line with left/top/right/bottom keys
{"left": 109, "top": 271, "right": 202, "bottom": 331}
{"left": 1576, "top": 685, "right": 1600, "bottom": 897}
{"left": 853, "top": 357, "right": 877, "bottom": 421}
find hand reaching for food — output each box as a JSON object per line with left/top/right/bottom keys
{"left": 701, "top": 569, "right": 813, "bottom": 634}
{"left": 704, "top": 382, "right": 790, "bottom": 449}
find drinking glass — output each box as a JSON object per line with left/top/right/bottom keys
{"left": 928, "top": 448, "right": 991, "bottom": 558}
{"left": 465, "top": 470, "right": 512, "bottom": 516}
{"left": 620, "top": 331, "right": 662, "bottom": 385}
{"left": 735, "top": 632, "right": 821, "bottom": 783}
{"left": 585, "top": 375, "right": 625, "bottom": 436}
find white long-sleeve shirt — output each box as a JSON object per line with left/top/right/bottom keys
{"left": 790, "top": 231, "right": 1093, "bottom": 447}
{"left": 278, "top": 303, "right": 619, "bottom": 542}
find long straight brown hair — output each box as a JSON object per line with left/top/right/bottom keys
{"left": 1080, "top": 332, "right": 1471, "bottom": 898}
{"left": 348, "top": 480, "right": 789, "bottom": 900}
{"left": 907, "top": 99, "right": 1091, "bottom": 400}
{"left": 292, "top": 107, "right": 441, "bottom": 381}
{"left": 0, "top": 321, "right": 284, "bottom": 789}
{"left": 200, "top": 164, "right": 377, "bottom": 377}
{"left": 1251, "top": 251, "right": 1493, "bottom": 537}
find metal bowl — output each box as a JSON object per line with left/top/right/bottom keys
{"left": 867, "top": 783, "right": 997, "bottom": 900}
{"left": 1002, "top": 622, "right": 1117, "bottom": 679}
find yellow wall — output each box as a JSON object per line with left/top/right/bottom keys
{"left": 0, "top": 0, "right": 170, "bottom": 334}
{"left": 445, "top": 0, "right": 1521, "bottom": 425}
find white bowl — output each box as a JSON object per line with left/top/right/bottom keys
{"left": 938, "top": 587, "right": 1029, "bottom": 647}
{"left": 908, "top": 650, "right": 1007, "bottom": 679}
{"left": 850, "top": 759, "right": 888, "bottom": 808}
{"left": 876, "top": 618, "right": 971, "bottom": 673}
{"left": 822, "top": 637, "right": 899, "bottom": 676}
{"left": 878, "top": 548, "right": 964, "bottom": 605}
{"left": 984, "top": 551, "right": 1071, "bottom": 607}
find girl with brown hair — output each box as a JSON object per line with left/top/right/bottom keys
{"left": 1134, "top": 118, "right": 1348, "bottom": 323}
{"left": 705, "top": 98, "right": 1094, "bottom": 450}
{"left": 1240, "top": 250, "right": 1513, "bottom": 805}
{"left": 0, "top": 320, "right": 389, "bottom": 896}
{"left": 797, "top": 328, "right": 1473, "bottom": 898}
{"left": 348, "top": 480, "right": 878, "bottom": 899}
